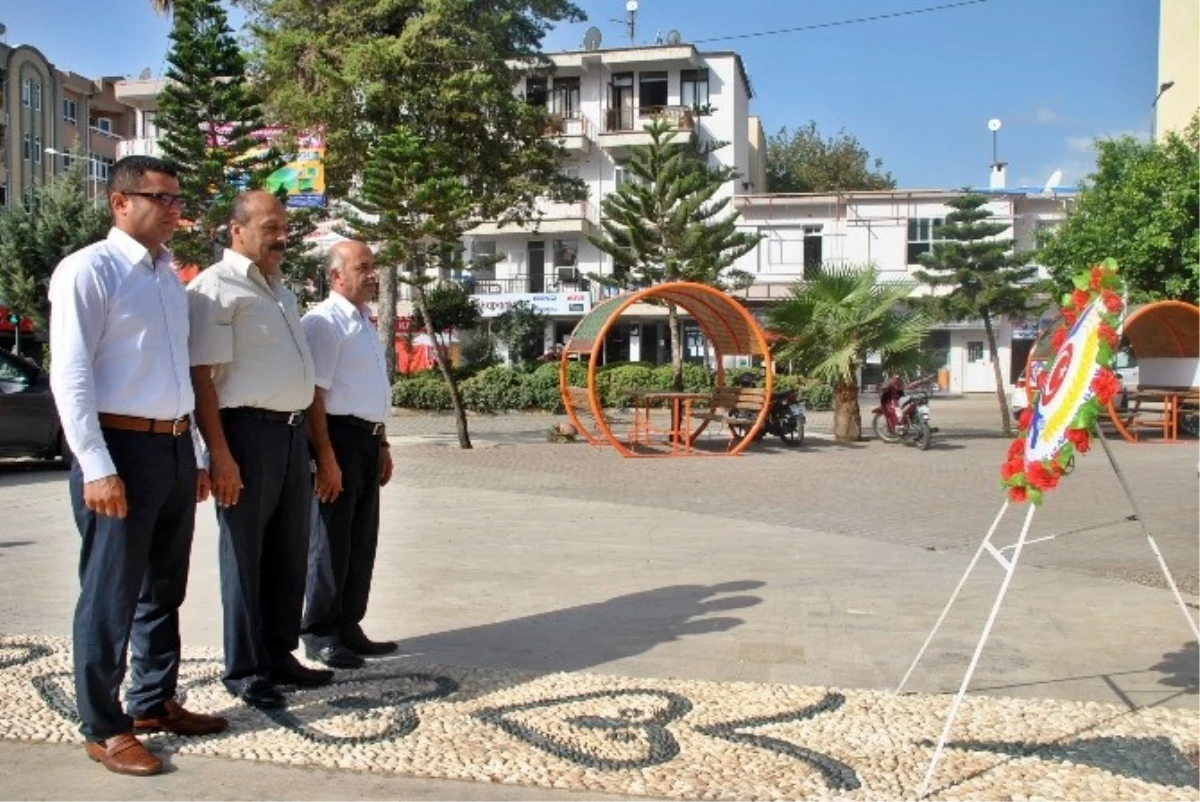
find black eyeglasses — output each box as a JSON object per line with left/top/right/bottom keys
{"left": 123, "top": 191, "right": 185, "bottom": 209}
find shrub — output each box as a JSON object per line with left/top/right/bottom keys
{"left": 460, "top": 365, "right": 534, "bottom": 413}
{"left": 459, "top": 329, "right": 499, "bottom": 369}
{"left": 529, "top": 360, "right": 587, "bottom": 412}
{"left": 802, "top": 383, "right": 833, "bottom": 410}
{"left": 392, "top": 370, "right": 452, "bottom": 410}
{"left": 595, "top": 362, "right": 656, "bottom": 408}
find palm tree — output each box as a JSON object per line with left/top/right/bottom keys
{"left": 768, "top": 264, "right": 930, "bottom": 442}
{"left": 150, "top": 0, "right": 171, "bottom": 13}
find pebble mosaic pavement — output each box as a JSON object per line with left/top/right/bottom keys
{"left": 1, "top": 636, "right": 1196, "bottom": 801}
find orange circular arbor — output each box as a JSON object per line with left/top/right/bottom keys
{"left": 558, "top": 282, "right": 773, "bottom": 457}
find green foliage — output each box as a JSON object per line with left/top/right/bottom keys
{"left": 411, "top": 282, "right": 482, "bottom": 333}
{"left": 460, "top": 365, "right": 535, "bottom": 413}
{"left": 391, "top": 370, "right": 453, "bottom": 411}
{"left": 458, "top": 329, "right": 499, "bottom": 369}
{"left": 286, "top": 206, "right": 327, "bottom": 307}
{"left": 766, "top": 121, "right": 896, "bottom": 193}
{"left": 495, "top": 301, "right": 547, "bottom": 370}
{"left": 1038, "top": 114, "right": 1199, "bottom": 302}
{"left": 528, "top": 360, "right": 585, "bottom": 411}
{"left": 157, "top": 0, "right": 279, "bottom": 267}
{"left": 0, "top": 154, "right": 110, "bottom": 330}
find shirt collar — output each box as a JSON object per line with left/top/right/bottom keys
{"left": 107, "top": 227, "right": 174, "bottom": 271}
{"left": 329, "top": 290, "right": 369, "bottom": 321}
{"left": 222, "top": 248, "right": 281, "bottom": 288}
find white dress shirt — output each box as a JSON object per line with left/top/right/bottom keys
{"left": 48, "top": 227, "right": 195, "bottom": 482}
{"left": 303, "top": 292, "right": 392, "bottom": 424}
{"left": 187, "top": 249, "right": 315, "bottom": 412}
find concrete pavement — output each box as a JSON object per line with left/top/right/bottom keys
{"left": 0, "top": 395, "right": 1196, "bottom": 799}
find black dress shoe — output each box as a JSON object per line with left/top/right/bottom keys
{"left": 341, "top": 629, "right": 398, "bottom": 656}
{"left": 236, "top": 678, "right": 285, "bottom": 710}
{"left": 306, "top": 642, "right": 365, "bottom": 670}
{"left": 270, "top": 655, "right": 334, "bottom": 688}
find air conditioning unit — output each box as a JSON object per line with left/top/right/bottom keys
{"left": 556, "top": 266, "right": 579, "bottom": 283}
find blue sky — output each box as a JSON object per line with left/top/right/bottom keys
{"left": 4, "top": 0, "right": 1160, "bottom": 189}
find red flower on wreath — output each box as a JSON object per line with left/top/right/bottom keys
{"left": 1101, "top": 289, "right": 1123, "bottom": 314}
{"left": 1007, "top": 438, "right": 1026, "bottom": 460}
{"left": 1062, "top": 307, "right": 1078, "bottom": 327}
{"left": 1051, "top": 327, "right": 1067, "bottom": 351}
{"left": 1018, "top": 407, "right": 1033, "bottom": 432}
{"left": 1098, "top": 321, "right": 1119, "bottom": 349}
{"left": 1066, "top": 427, "right": 1091, "bottom": 454}
{"left": 1026, "top": 461, "right": 1060, "bottom": 491}
{"left": 1008, "top": 485, "right": 1028, "bottom": 503}
{"left": 1071, "top": 289, "right": 1091, "bottom": 311}
{"left": 1090, "top": 367, "right": 1122, "bottom": 405}
{"left": 1001, "top": 458, "right": 1023, "bottom": 481}
{"left": 1089, "top": 266, "right": 1105, "bottom": 291}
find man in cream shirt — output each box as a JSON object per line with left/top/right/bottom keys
{"left": 188, "top": 190, "right": 330, "bottom": 711}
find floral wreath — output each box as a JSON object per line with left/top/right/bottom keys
{"left": 1001, "top": 259, "right": 1125, "bottom": 505}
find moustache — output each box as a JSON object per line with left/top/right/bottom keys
{"left": 268, "top": 243, "right": 286, "bottom": 253}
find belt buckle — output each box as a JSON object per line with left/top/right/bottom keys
{"left": 287, "top": 411, "right": 304, "bottom": 427}
{"left": 371, "top": 422, "right": 385, "bottom": 437}
{"left": 171, "top": 417, "right": 188, "bottom": 437}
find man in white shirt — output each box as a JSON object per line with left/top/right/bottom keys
{"left": 301, "top": 240, "right": 396, "bottom": 669}
{"left": 188, "top": 190, "right": 329, "bottom": 711}
{"left": 48, "top": 156, "right": 228, "bottom": 777}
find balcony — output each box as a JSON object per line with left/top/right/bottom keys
{"left": 397, "top": 273, "right": 590, "bottom": 300}
{"left": 544, "top": 112, "right": 595, "bottom": 154}
{"left": 117, "top": 137, "right": 162, "bottom": 159}
{"left": 468, "top": 196, "right": 599, "bottom": 236}
{"left": 599, "top": 105, "right": 696, "bottom": 153}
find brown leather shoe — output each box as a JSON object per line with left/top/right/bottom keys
{"left": 84, "top": 733, "right": 163, "bottom": 776}
{"left": 133, "top": 698, "right": 229, "bottom": 736}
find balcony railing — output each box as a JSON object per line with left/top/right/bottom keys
{"left": 398, "top": 274, "right": 590, "bottom": 300}
{"left": 117, "top": 137, "right": 161, "bottom": 158}
{"left": 603, "top": 105, "right": 696, "bottom": 133}
{"left": 531, "top": 196, "right": 600, "bottom": 227}
{"left": 544, "top": 111, "right": 596, "bottom": 140}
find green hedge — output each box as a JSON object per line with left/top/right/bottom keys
{"left": 391, "top": 362, "right": 833, "bottom": 412}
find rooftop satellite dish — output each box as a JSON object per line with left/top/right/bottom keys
{"left": 1041, "top": 169, "right": 1063, "bottom": 194}
{"left": 665, "top": 29, "right": 682, "bottom": 45}
{"left": 987, "top": 118, "right": 1002, "bottom": 132}
{"left": 138, "top": 67, "right": 152, "bottom": 80}
{"left": 583, "top": 26, "right": 602, "bottom": 50}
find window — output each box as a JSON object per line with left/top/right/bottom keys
{"left": 638, "top": 71, "right": 668, "bottom": 113}
{"left": 31, "top": 82, "right": 42, "bottom": 111}
{"left": 607, "top": 72, "right": 635, "bottom": 131}
{"left": 550, "top": 77, "right": 580, "bottom": 117}
{"left": 525, "top": 77, "right": 548, "bottom": 107}
{"left": 0, "top": 355, "right": 31, "bottom": 385}
{"left": 33, "top": 137, "right": 41, "bottom": 164}
{"left": 21, "top": 79, "right": 30, "bottom": 107}
{"left": 92, "top": 117, "right": 114, "bottom": 135}
{"left": 22, "top": 133, "right": 31, "bottom": 161}
{"left": 63, "top": 99, "right": 77, "bottom": 124}
{"left": 88, "top": 153, "right": 112, "bottom": 182}
{"left": 143, "top": 110, "right": 159, "bottom": 139}
{"left": 907, "top": 217, "right": 945, "bottom": 264}
{"left": 22, "top": 187, "right": 35, "bottom": 212}
{"left": 552, "top": 238, "right": 578, "bottom": 268}
{"left": 680, "top": 69, "right": 709, "bottom": 109}
{"left": 0, "top": 184, "right": 6, "bottom": 207}
{"left": 61, "top": 152, "right": 72, "bottom": 169}
{"left": 469, "top": 240, "right": 498, "bottom": 280}
{"left": 803, "top": 225, "right": 823, "bottom": 280}
{"left": 967, "top": 341, "right": 984, "bottom": 363}
{"left": 615, "top": 165, "right": 646, "bottom": 189}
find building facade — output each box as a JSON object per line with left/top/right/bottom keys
{"left": 729, "top": 188, "right": 1076, "bottom": 393}
{"left": 1156, "top": 0, "right": 1199, "bottom": 140}
{"left": 1, "top": 41, "right": 136, "bottom": 211}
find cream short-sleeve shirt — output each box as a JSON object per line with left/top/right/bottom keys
{"left": 187, "top": 249, "right": 315, "bottom": 412}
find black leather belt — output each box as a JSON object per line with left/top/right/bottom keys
{"left": 222, "top": 406, "right": 307, "bottom": 427}
{"left": 327, "top": 414, "right": 387, "bottom": 439}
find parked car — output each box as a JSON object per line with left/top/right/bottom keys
{"left": 0, "top": 350, "right": 70, "bottom": 466}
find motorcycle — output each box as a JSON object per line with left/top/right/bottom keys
{"left": 728, "top": 375, "right": 806, "bottom": 447}
{"left": 872, "top": 377, "right": 934, "bottom": 450}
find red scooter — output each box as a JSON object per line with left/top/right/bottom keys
{"left": 872, "top": 375, "right": 936, "bottom": 450}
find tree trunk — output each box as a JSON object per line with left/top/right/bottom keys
{"left": 982, "top": 309, "right": 1013, "bottom": 436}
{"left": 832, "top": 375, "right": 862, "bottom": 442}
{"left": 377, "top": 264, "right": 398, "bottom": 386}
{"left": 666, "top": 302, "right": 684, "bottom": 391}
{"left": 413, "top": 283, "right": 472, "bottom": 449}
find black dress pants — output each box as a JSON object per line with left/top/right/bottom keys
{"left": 302, "top": 418, "right": 381, "bottom": 645}
{"left": 216, "top": 412, "right": 311, "bottom": 691}
{"left": 70, "top": 427, "right": 196, "bottom": 741}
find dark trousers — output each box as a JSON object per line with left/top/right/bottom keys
{"left": 302, "top": 419, "right": 381, "bottom": 645}
{"left": 216, "top": 413, "right": 311, "bottom": 691}
{"left": 71, "top": 428, "right": 196, "bottom": 741}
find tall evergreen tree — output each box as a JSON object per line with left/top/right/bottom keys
{"left": 157, "top": 0, "right": 277, "bottom": 267}
{"left": 588, "top": 117, "right": 760, "bottom": 390}
{"left": 914, "top": 193, "right": 1040, "bottom": 435}
{"left": 0, "top": 151, "right": 109, "bottom": 333}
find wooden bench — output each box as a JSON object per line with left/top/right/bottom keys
{"left": 697, "top": 386, "right": 770, "bottom": 448}
{"left": 563, "top": 386, "right": 629, "bottom": 443}
{"left": 1117, "top": 385, "right": 1199, "bottom": 442}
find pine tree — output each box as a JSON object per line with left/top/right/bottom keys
{"left": 588, "top": 117, "right": 760, "bottom": 390}
{"left": 914, "top": 193, "right": 1040, "bottom": 435}
{"left": 156, "top": 0, "right": 278, "bottom": 268}
{"left": 0, "top": 151, "right": 109, "bottom": 333}
{"left": 284, "top": 206, "right": 326, "bottom": 307}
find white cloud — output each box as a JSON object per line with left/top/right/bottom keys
{"left": 1032, "top": 106, "right": 1065, "bottom": 124}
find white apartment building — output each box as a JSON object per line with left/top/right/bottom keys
{"left": 729, "top": 188, "right": 1077, "bottom": 393}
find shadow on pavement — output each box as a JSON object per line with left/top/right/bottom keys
{"left": 391, "top": 580, "right": 765, "bottom": 677}
{"left": 1150, "top": 640, "right": 1199, "bottom": 692}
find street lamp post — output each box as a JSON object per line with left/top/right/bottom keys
{"left": 1150, "top": 80, "right": 1175, "bottom": 141}
{"left": 43, "top": 147, "right": 103, "bottom": 207}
